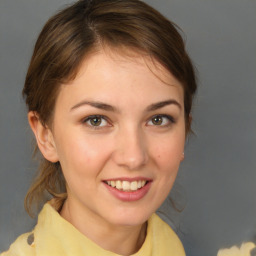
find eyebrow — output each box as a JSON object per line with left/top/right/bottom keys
{"left": 146, "top": 99, "right": 182, "bottom": 111}
{"left": 70, "top": 100, "right": 118, "bottom": 112}
{"left": 70, "top": 99, "right": 181, "bottom": 112}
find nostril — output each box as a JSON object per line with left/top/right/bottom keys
{"left": 112, "top": 131, "right": 149, "bottom": 169}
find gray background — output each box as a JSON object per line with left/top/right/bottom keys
{"left": 0, "top": 1, "right": 255, "bottom": 255}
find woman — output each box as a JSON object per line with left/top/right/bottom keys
{"left": 1, "top": 0, "right": 197, "bottom": 255}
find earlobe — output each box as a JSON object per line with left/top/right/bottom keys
{"left": 28, "top": 111, "right": 59, "bottom": 163}
{"left": 180, "top": 152, "right": 185, "bottom": 162}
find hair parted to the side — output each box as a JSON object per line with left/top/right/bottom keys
{"left": 23, "top": 0, "right": 197, "bottom": 216}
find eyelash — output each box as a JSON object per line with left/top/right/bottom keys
{"left": 146, "top": 114, "right": 175, "bottom": 127}
{"left": 82, "top": 115, "right": 111, "bottom": 130}
{"left": 81, "top": 114, "right": 175, "bottom": 129}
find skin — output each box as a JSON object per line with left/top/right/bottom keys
{"left": 29, "top": 49, "right": 186, "bottom": 255}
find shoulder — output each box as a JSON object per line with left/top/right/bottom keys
{"left": 150, "top": 213, "right": 181, "bottom": 240}
{"left": 0, "top": 232, "right": 35, "bottom": 256}
{"left": 149, "top": 213, "right": 185, "bottom": 255}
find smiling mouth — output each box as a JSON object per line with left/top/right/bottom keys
{"left": 104, "top": 180, "right": 148, "bottom": 192}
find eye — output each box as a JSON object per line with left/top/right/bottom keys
{"left": 147, "top": 115, "right": 175, "bottom": 126}
{"left": 83, "top": 115, "right": 109, "bottom": 128}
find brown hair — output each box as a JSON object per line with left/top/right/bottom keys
{"left": 23, "top": 0, "right": 197, "bottom": 216}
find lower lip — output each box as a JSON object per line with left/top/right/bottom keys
{"left": 103, "top": 182, "right": 152, "bottom": 202}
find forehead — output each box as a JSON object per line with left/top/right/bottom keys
{"left": 73, "top": 47, "right": 183, "bottom": 88}
{"left": 55, "top": 48, "right": 184, "bottom": 110}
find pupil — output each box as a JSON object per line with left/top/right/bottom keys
{"left": 90, "top": 117, "right": 101, "bottom": 126}
{"left": 153, "top": 116, "right": 162, "bottom": 125}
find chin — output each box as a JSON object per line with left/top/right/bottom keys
{"left": 105, "top": 208, "right": 153, "bottom": 227}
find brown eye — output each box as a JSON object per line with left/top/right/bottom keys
{"left": 147, "top": 115, "right": 175, "bottom": 127}
{"left": 89, "top": 117, "right": 102, "bottom": 126}
{"left": 83, "top": 115, "right": 109, "bottom": 128}
{"left": 152, "top": 116, "right": 163, "bottom": 125}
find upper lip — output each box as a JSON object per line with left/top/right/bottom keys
{"left": 103, "top": 177, "right": 152, "bottom": 182}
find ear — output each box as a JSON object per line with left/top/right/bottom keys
{"left": 186, "top": 114, "right": 193, "bottom": 135}
{"left": 180, "top": 152, "right": 185, "bottom": 162}
{"left": 28, "top": 111, "right": 59, "bottom": 163}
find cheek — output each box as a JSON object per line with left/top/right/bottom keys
{"left": 154, "top": 137, "right": 184, "bottom": 166}
{"left": 56, "top": 134, "right": 113, "bottom": 176}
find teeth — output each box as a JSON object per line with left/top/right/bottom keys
{"left": 130, "top": 181, "right": 138, "bottom": 191}
{"left": 105, "top": 180, "right": 147, "bottom": 191}
{"left": 116, "top": 180, "right": 122, "bottom": 190}
{"left": 122, "top": 181, "right": 130, "bottom": 191}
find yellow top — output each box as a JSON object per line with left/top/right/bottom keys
{"left": 217, "top": 242, "right": 256, "bottom": 256}
{"left": 1, "top": 202, "right": 185, "bottom": 256}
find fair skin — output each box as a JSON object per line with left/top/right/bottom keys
{"left": 29, "top": 49, "right": 186, "bottom": 255}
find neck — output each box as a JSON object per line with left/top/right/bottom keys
{"left": 60, "top": 199, "right": 147, "bottom": 256}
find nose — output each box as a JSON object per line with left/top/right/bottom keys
{"left": 112, "top": 126, "right": 149, "bottom": 170}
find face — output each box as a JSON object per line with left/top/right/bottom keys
{"left": 49, "top": 50, "right": 185, "bottom": 228}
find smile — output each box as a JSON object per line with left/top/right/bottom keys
{"left": 105, "top": 180, "right": 147, "bottom": 192}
